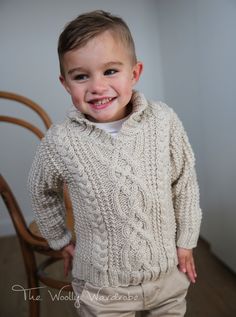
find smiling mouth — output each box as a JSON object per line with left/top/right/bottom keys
{"left": 89, "top": 97, "right": 115, "bottom": 105}
{"left": 88, "top": 97, "right": 116, "bottom": 109}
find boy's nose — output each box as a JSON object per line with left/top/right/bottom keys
{"left": 89, "top": 76, "right": 107, "bottom": 95}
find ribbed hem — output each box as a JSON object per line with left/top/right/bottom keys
{"left": 48, "top": 231, "right": 72, "bottom": 250}
{"left": 72, "top": 257, "right": 178, "bottom": 287}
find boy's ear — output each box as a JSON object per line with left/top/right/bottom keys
{"left": 59, "top": 75, "right": 71, "bottom": 94}
{"left": 132, "top": 62, "right": 143, "bottom": 85}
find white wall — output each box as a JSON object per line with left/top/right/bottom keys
{"left": 0, "top": 0, "right": 164, "bottom": 234}
{"left": 156, "top": 0, "right": 236, "bottom": 272}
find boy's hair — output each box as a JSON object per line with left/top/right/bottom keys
{"left": 58, "top": 10, "right": 137, "bottom": 76}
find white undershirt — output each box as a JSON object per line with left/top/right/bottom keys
{"left": 93, "top": 115, "right": 130, "bottom": 137}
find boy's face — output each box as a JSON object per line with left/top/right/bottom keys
{"left": 60, "top": 31, "right": 143, "bottom": 123}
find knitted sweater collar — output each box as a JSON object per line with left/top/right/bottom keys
{"left": 66, "top": 91, "right": 149, "bottom": 139}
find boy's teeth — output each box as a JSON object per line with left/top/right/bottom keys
{"left": 93, "top": 98, "right": 113, "bottom": 105}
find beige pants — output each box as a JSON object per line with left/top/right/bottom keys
{"left": 72, "top": 267, "right": 190, "bottom": 317}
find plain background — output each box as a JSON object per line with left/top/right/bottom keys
{"left": 1, "top": 0, "right": 236, "bottom": 272}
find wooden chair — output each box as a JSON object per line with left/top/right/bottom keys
{"left": 0, "top": 91, "right": 74, "bottom": 317}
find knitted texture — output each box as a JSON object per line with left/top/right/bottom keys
{"left": 28, "top": 91, "right": 202, "bottom": 287}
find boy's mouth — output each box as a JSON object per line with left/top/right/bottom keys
{"left": 88, "top": 97, "right": 116, "bottom": 109}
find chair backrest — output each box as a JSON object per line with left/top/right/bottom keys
{"left": 0, "top": 91, "right": 74, "bottom": 238}
{"left": 0, "top": 91, "right": 52, "bottom": 138}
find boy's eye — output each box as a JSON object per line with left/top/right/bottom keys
{"left": 104, "top": 69, "right": 118, "bottom": 76}
{"left": 74, "top": 74, "right": 88, "bottom": 81}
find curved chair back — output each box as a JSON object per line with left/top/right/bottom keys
{"left": 0, "top": 91, "right": 52, "bottom": 138}
{"left": 0, "top": 90, "right": 74, "bottom": 230}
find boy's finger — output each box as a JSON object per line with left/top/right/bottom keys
{"left": 64, "top": 244, "right": 75, "bottom": 257}
{"left": 191, "top": 260, "right": 197, "bottom": 278}
{"left": 177, "top": 252, "right": 187, "bottom": 273}
{"left": 64, "top": 256, "right": 69, "bottom": 276}
{"left": 186, "top": 261, "right": 196, "bottom": 283}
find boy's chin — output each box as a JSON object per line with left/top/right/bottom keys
{"left": 85, "top": 104, "right": 132, "bottom": 123}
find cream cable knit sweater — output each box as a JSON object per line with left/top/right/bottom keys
{"left": 28, "top": 91, "right": 202, "bottom": 287}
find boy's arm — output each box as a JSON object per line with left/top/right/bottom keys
{"left": 170, "top": 110, "right": 202, "bottom": 281}
{"left": 28, "top": 138, "right": 72, "bottom": 251}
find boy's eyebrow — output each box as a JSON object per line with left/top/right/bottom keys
{"left": 68, "top": 67, "right": 86, "bottom": 75}
{"left": 67, "top": 61, "right": 124, "bottom": 75}
{"left": 103, "top": 61, "right": 124, "bottom": 68}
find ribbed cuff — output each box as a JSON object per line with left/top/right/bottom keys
{"left": 48, "top": 230, "right": 72, "bottom": 250}
{"left": 176, "top": 227, "right": 200, "bottom": 249}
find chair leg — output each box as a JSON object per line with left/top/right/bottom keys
{"left": 19, "top": 238, "right": 40, "bottom": 317}
{"left": 28, "top": 278, "right": 40, "bottom": 317}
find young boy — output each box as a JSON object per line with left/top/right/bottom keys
{"left": 28, "top": 10, "right": 202, "bottom": 316}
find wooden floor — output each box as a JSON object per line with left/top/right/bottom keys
{"left": 1, "top": 236, "right": 236, "bottom": 317}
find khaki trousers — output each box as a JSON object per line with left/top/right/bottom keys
{"left": 72, "top": 267, "right": 190, "bottom": 317}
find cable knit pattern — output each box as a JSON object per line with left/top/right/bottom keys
{"left": 28, "top": 91, "right": 202, "bottom": 287}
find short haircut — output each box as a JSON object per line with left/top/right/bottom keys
{"left": 58, "top": 10, "right": 137, "bottom": 76}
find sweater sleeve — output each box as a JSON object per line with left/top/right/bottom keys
{"left": 28, "top": 135, "right": 72, "bottom": 250}
{"left": 170, "top": 110, "right": 202, "bottom": 249}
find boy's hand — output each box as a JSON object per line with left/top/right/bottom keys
{"left": 177, "top": 247, "right": 197, "bottom": 283}
{"left": 62, "top": 243, "right": 75, "bottom": 276}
